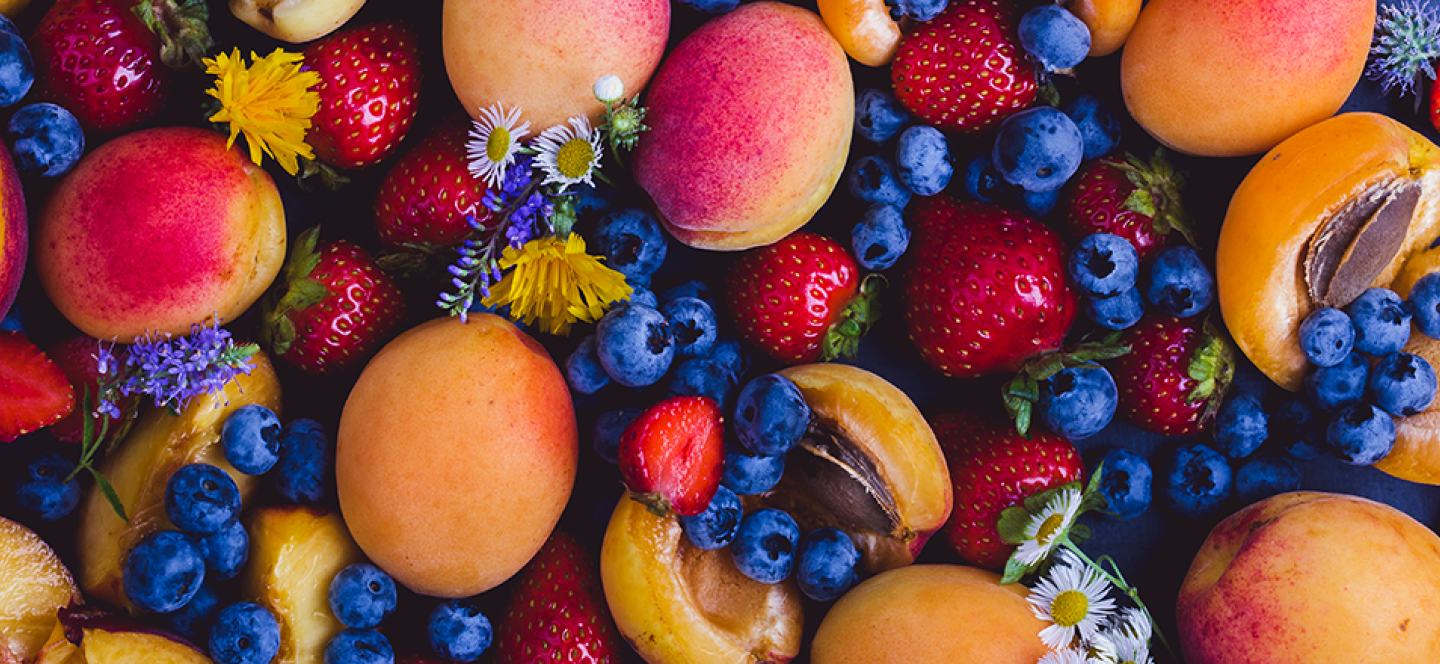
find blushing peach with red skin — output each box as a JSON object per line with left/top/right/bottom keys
{"left": 0, "top": 144, "right": 24, "bottom": 321}
{"left": 634, "top": 2, "right": 852, "bottom": 251}
{"left": 35, "top": 127, "right": 285, "bottom": 341}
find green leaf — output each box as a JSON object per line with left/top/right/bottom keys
{"left": 91, "top": 469, "right": 128, "bottom": 522}
{"left": 1069, "top": 523, "right": 1092, "bottom": 546}
{"left": 1124, "top": 188, "right": 1158, "bottom": 217}
{"left": 1001, "top": 554, "right": 1031, "bottom": 585}
{"left": 997, "top": 505, "right": 1033, "bottom": 545}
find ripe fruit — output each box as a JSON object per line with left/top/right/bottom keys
{"left": 931, "top": 410, "right": 1083, "bottom": 570}
{"left": 816, "top": 0, "right": 902, "bottom": 67}
{"left": 495, "top": 530, "right": 624, "bottom": 664}
{"left": 1108, "top": 314, "right": 1235, "bottom": 436}
{"left": 890, "top": 0, "right": 1037, "bottom": 134}
{"left": 903, "top": 196, "right": 1077, "bottom": 379}
{"left": 0, "top": 330, "right": 74, "bottom": 442}
{"left": 49, "top": 607, "right": 217, "bottom": 663}
{"left": 0, "top": 516, "right": 82, "bottom": 664}
{"left": 618, "top": 396, "right": 725, "bottom": 517}
{"left": 373, "top": 115, "right": 492, "bottom": 252}
{"left": 304, "top": 22, "right": 422, "bottom": 170}
{"left": 229, "top": 0, "right": 366, "bottom": 43}
{"left": 1062, "top": 152, "right": 1192, "bottom": 262}
{"left": 0, "top": 133, "right": 25, "bottom": 320}
{"left": 46, "top": 334, "right": 131, "bottom": 444}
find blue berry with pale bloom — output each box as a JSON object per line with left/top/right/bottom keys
{"left": 960, "top": 153, "right": 1013, "bottom": 204}
{"left": 659, "top": 280, "right": 715, "bottom": 310}
{"left": 797, "top": 528, "right": 860, "bottom": 602}
{"left": 565, "top": 335, "right": 610, "bottom": 395}
{"left": 1234, "top": 456, "right": 1300, "bottom": 504}
{"left": 0, "top": 30, "right": 32, "bottom": 108}
{"left": 854, "top": 88, "right": 913, "bottom": 145}
{"left": 895, "top": 125, "right": 953, "bottom": 196}
{"left": 1061, "top": 94, "right": 1121, "bottom": 161}
{"left": 428, "top": 599, "right": 492, "bottom": 662}
{"left": 15, "top": 451, "right": 80, "bottom": 522}
{"left": 851, "top": 203, "right": 910, "bottom": 271}
{"left": 846, "top": 154, "right": 911, "bottom": 208}
{"left": 274, "top": 418, "right": 330, "bottom": 504}
{"left": 594, "top": 208, "right": 667, "bottom": 286}
{"left": 596, "top": 304, "right": 674, "bottom": 388}
{"left": 210, "top": 602, "right": 281, "bottom": 664}
{"left": 1369, "top": 352, "right": 1437, "bottom": 417}
{"left": 893, "top": 0, "right": 947, "bottom": 21}
{"left": 1037, "top": 366, "right": 1117, "bottom": 440}
{"left": 1327, "top": 403, "right": 1396, "bottom": 466}
{"left": 669, "top": 358, "right": 738, "bottom": 408}
{"left": 731, "top": 509, "right": 800, "bottom": 584}
{"left": 593, "top": 407, "right": 642, "bottom": 465}
{"left": 1213, "top": 392, "right": 1268, "bottom": 459}
{"left": 221, "top": 404, "right": 282, "bottom": 475}
{"left": 167, "top": 583, "right": 221, "bottom": 642}
{"left": 708, "top": 336, "right": 750, "bottom": 380}
{"left": 1408, "top": 272, "right": 1440, "bottom": 339}
{"left": 734, "top": 374, "right": 811, "bottom": 457}
{"left": 680, "top": 484, "right": 742, "bottom": 550}
{"left": 1143, "top": 246, "right": 1214, "bottom": 317}
{"left": 663, "top": 297, "right": 718, "bottom": 359}
{"left": 1305, "top": 351, "right": 1369, "bottom": 412}
{"left": 1162, "top": 442, "right": 1232, "bottom": 519}
{"left": 1017, "top": 187, "right": 1061, "bottom": 218}
{"left": 1019, "top": 4, "right": 1090, "bottom": 72}
{"left": 627, "top": 283, "right": 659, "bottom": 309}
{"left": 123, "top": 530, "right": 206, "bottom": 613}
{"left": 1298, "top": 307, "right": 1354, "bottom": 367}
{"left": 1068, "top": 233, "right": 1139, "bottom": 297}
{"left": 329, "top": 563, "right": 397, "bottom": 629}
{"left": 1086, "top": 288, "right": 1145, "bottom": 330}
{"left": 197, "top": 520, "right": 249, "bottom": 581}
{"left": 166, "top": 463, "right": 241, "bottom": 536}
{"left": 325, "top": 629, "right": 393, "bottom": 664}
{"left": 992, "top": 107, "right": 1084, "bottom": 193}
{"left": 1095, "top": 449, "right": 1151, "bottom": 520}
{"left": 722, "top": 445, "right": 785, "bottom": 495}
{"left": 9, "top": 103, "right": 82, "bottom": 177}
{"left": 1346, "top": 288, "right": 1412, "bottom": 357}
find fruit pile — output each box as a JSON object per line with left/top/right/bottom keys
{"left": 3, "top": 0, "right": 1440, "bottom": 663}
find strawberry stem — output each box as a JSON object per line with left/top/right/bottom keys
{"left": 260, "top": 227, "right": 330, "bottom": 358}
{"left": 1118, "top": 149, "right": 1196, "bottom": 248}
{"left": 134, "top": 0, "right": 214, "bottom": 70}
{"left": 1186, "top": 319, "right": 1236, "bottom": 424}
{"left": 820, "top": 274, "right": 885, "bottom": 362}
{"left": 1003, "top": 339, "right": 1131, "bottom": 436}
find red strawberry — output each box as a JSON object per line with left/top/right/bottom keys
{"left": 374, "top": 115, "right": 494, "bottom": 253}
{"left": 724, "top": 232, "right": 878, "bottom": 365}
{"left": 47, "top": 335, "right": 134, "bottom": 444}
{"left": 618, "top": 396, "right": 725, "bottom": 517}
{"left": 304, "top": 22, "right": 423, "bottom": 170}
{"left": 890, "top": 0, "right": 1037, "bottom": 134}
{"left": 495, "top": 530, "right": 624, "bottom": 664}
{"left": 0, "top": 331, "right": 75, "bottom": 442}
{"left": 1108, "top": 314, "right": 1235, "bottom": 436}
{"left": 1062, "top": 152, "right": 1195, "bottom": 262}
{"left": 260, "top": 228, "right": 407, "bottom": 375}
{"left": 932, "top": 409, "right": 1083, "bottom": 570}
{"left": 903, "top": 195, "right": 1077, "bottom": 379}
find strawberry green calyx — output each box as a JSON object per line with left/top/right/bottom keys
{"left": 821, "top": 274, "right": 885, "bottom": 362}
{"left": 628, "top": 491, "right": 673, "bottom": 518}
{"left": 1117, "top": 149, "right": 1196, "bottom": 248}
{"left": 1186, "top": 320, "right": 1237, "bottom": 424}
{"left": 259, "top": 226, "right": 330, "bottom": 357}
{"left": 134, "top": 0, "right": 214, "bottom": 70}
{"left": 296, "top": 156, "right": 352, "bottom": 192}
{"left": 1003, "top": 336, "right": 1130, "bottom": 437}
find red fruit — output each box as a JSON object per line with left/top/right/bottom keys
{"left": 1108, "top": 314, "right": 1235, "bottom": 436}
{"left": 932, "top": 410, "right": 1083, "bottom": 570}
{"left": 1061, "top": 152, "right": 1194, "bottom": 262}
{"left": 618, "top": 396, "right": 725, "bottom": 517}
{"left": 725, "top": 232, "right": 877, "bottom": 365}
{"left": 374, "top": 115, "right": 494, "bottom": 252}
{"left": 0, "top": 331, "right": 75, "bottom": 442}
{"left": 890, "top": 0, "right": 1037, "bottom": 134}
{"left": 304, "top": 22, "right": 423, "bottom": 170}
{"left": 495, "top": 530, "right": 624, "bottom": 664}
{"left": 261, "top": 228, "right": 406, "bottom": 375}
{"left": 903, "top": 196, "right": 1077, "bottom": 379}
{"left": 47, "top": 335, "right": 133, "bottom": 444}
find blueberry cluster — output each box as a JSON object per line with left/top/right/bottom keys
{"left": 323, "top": 563, "right": 401, "bottom": 664}
{"left": 1068, "top": 234, "right": 1215, "bottom": 331}
{"left": 0, "top": 17, "right": 83, "bottom": 177}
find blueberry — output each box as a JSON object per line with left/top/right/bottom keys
{"left": 895, "top": 125, "right": 953, "bottom": 196}
{"left": 680, "top": 484, "right": 743, "bottom": 550}
{"left": 274, "top": 418, "right": 331, "bottom": 504}
{"left": 1017, "top": 187, "right": 1061, "bottom": 218}
{"left": 1095, "top": 449, "right": 1152, "bottom": 520}
{"left": 846, "top": 154, "right": 912, "bottom": 209}
{"left": 659, "top": 280, "right": 715, "bottom": 310}
{"left": 197, "top": 520, "right": 249, "bottom": 581}
{"left": 1019, "top": 5, "right": 1090, "bottom": 71}
{"left": 854, "top": 88, "right": 913, "bottom": 145}
{"left": 1406, "top": 272, "right": 1440, "bottom": 339}
{"left": 1298, "top": 307, "right": 1355, "bottom": 367}
{"left": 594, "top": 208, "right": 668, "bottom": 285}
{"left": 167, "top": 583, "right": 222, "bottom": 643}
{"left": 428, "top": 599, "right": 492, "bottom": 662}
{"left": 960, "top": 153, "right": 1013, "bottom": 204}
{"left": 1069, "top": 233, "right": 1140, "bottom": 297}
{"left": 1369, "top": 352, "right": 1437, "bottom": 417}
{"left": 565, "top": 334, "right": 610, "bottom": 395}
{"left": 328, "top": 563, "right": 397, "bottom": 629}
{"left": 733, "top": 374, "right": 811, "bottom": 456}
{"left": 0, "top": 32, "right": 33, "bottom": 108}
{"left": 166, "top": 464, "right": 242, "bottom": 537}
{"left": 1142, "top": 246, "right": 1214, "bottom": 317}
{"left": 796, "top": 528, "right": 861, "bottom": 602}
{"left": 573, "top": 180, "right": 619, "bottom": 221}
{"left": 851, "top": 204, "right": 910, "bottom": 271}
{"left": 8, "top": 103, "right": 83, "bottom": 178}
{"left": 678, "top": 0, "right": 740, "bottom": 13}
{"left": 731, "top": 509, "right": 800, "bottom": 584}
{"left": 992, "top": 106, "right": 1085, "bottom": 193}
{"left": 14, "top": 451, "right": 81, "bottom": 522}
{"left": 1061, "top": 94, "right": 1122, "bottom": 160}
{"left": 707, "top": 336, "right": 751, "bottom": 381}
{"left": 892, "top": 0, "right": 948, "bottom": 21}
{"left": 1213, "top": 392, "right": 1268, "bottom": 459}
{"left": 669, "top": 358, "right": 738, "bottom": 408}
{"left": 1327, "top": 403, "right": 1396, "bottom": 466}
{"left": 662, "top": 297, "right": 718, "bottom": 359}
{"left": 1085, "top": 288, "right": 1145, "bottom": 330}
{"left": 1345, "top": 288, "right": 1412, "bottom": 357}
{"left": 0, "top": 15, "right": 18, "bottom": 38}
{"left": 325, "top": 629, "right": 393, "bottom": 664}
{"left": 123, "top": 530, "right": 206, "bottom": 613}
{"left": 1304, "top": 351, "right": 1369, "bottom": 412}
{"left": 209, "top": 602, "right": 281, "bottom": 664}
{"left": 1037, "top": 366, "right": 1117, "bottom": 440}
{"left": 721, "top": 445, "right": 786, "bottom": 495}
{"left": 221, "top": 404, "right": 282, "bottom": 475}
{"left": 1271, "top": 397, "right": 1326, "bottom": 461}
{"left": 593, "top": 407, "right": 642, "bottom": 465}
{"left": 595, "top": 304, "right": 674, "bottom": 388}
{"left": 1162, "top": 442, "right": 1233, "bottom": 519}
{"left": 1233, "top": 456, "right": 1301, "bottom": 504}
{"left": 0, "top": 302, "right": 22, "bottom": 332}
{"left": 627, "top": 283, "right": 659, "bottom": 309}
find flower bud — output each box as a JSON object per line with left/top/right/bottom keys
{"left": 594, "top": 75, "right": 625, "bottom": 104}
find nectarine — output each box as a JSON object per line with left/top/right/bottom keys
{"left": 0, "top": 142, "right": 24, "bottom": 322}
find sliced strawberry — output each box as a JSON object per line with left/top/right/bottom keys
{"left": 618, "top": 396, "right": 725, "bottom": 517}
{"left": 495, "top": 530, "right": 624, "bottom": 664}
{"left": 0, "top": 331, "right": 75, "bottom": 442}
{"left": 1108, "top": 314, "right": 1235, "bottom": 436}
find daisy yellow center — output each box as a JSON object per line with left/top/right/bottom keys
{"left": 1051, "top": 590, "right": 1090, "bottom": 628}
{"left": 487, "top": 127, "right": 511, "bottom": 162}
{"left": 556, "top": 138, "right": 595, "bottom": 178}
{"left": 1036, "top": 513, "right": 1066, "bottom": 545}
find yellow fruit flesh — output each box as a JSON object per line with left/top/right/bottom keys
{"left": 80, "top": 628, "right": 215, "bottom": 664}
{"left": 242, "top": 507, "right": 363, "bottom": 664}
{"left": 0, "top": 518, "right": 81, "bottom": 663}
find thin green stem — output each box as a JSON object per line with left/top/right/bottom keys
{"left": 1060, "top": 540, "right": 1179, "bottom": 663}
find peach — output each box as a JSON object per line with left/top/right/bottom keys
{"left": 810, "top": 565, "right": 1049, "bottom": 664}
{"left": 48, "top": 607, "right": 214, "bottom": 664}
{"left": 1120, "top": 0, "right": 1372, "bottom": 157}
{"left": 35, "top": 127, "right": 285, "bottom": 341}
{"left": 0, "top": 517, "right": 80, "bottom": 664}
{"left": 0, "top": 143, "right": 24, "bottom": 321}
{"left": 633, "top": 2, "right": 853, "bottom": 251}
{"left": 442, "top": 0, "right": 669, "bottom": 132}
{"left": 336, "top": 315, "right": 577, "bottom": 598}
{"left": 816, "top": 0, "right": 902, "bottom": 67}
{"left": 1068, "top": 0, "right": 1140, "bottom": 57}
{"left": 1177, "top": 492, "right": 1440, "bottom": 663}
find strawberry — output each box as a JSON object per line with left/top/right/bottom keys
{"left": 618, "top": 396, "right": 725, "bottom": 517}
{"left": 1061, "top": 151, "right": 1195, "bottom": 262}
{"left": 1107, "top": 314, "right": 1235, "bottom": 436}
{"left": 0, "top": 331, "right": 75, "bottom": 442}
{"left": 932, "top": 409, "right": 1083, "bottom": 570}
{"left": 903, "top": 195, "right": 1077, "bottom": 379}
{"left": 47, "top": 335, "right": 134, "bottom": 444}
{"left": 304, "top": 22, "right": 423, "bottom": 170}
{"left": 890, "top": 0, "right": 1037, "bottom": 134}
{"left": 495, "top": 530, "right": 624, "bottom": 664}
{"left": 260, "top": 227, "right": 407, "bottom": 375}
{"left": 724, "top": 232, "right": 879, "bottom": 365}
{"left": 374, "top": 115, "right": 494, "bottom": 254}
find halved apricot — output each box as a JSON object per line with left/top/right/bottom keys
{"left": 816, "top": 0, "right": 902, "bottom": 67}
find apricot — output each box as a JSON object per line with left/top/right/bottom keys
{"left": 0, "top": 143, "right": 23, "bottom": 321}
{"left": 0, "top": 516, "right": 80, "bottom": 663}
{"left": 816, "top": 0, "right": 902, "bottom": 67}
{"left": 633, "top": 2, "right": 852, "bottom": 251}
{"left": 336, "top": 315, "right": 577, "bottom": 598}
{"left": 1177, "top": 492, "right": 1440, "bottom": 663}
{"left": 1120, "top": 0, "right": 1372, "bottom": 157}
{"left": 1068, "top": 0, "right": 1140, "bottom": 57}
{"left": 810, "top": 565, "right": 1048, "bottom": 664}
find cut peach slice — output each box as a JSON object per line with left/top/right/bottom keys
{"left": 51, "top": 607, "right": 214, "bottom": 664}
{"left": 0, "top": 517, "right": 81, "bottom": 664}
{"left": 816, "top": 0, "right": 902, "bottom": 67}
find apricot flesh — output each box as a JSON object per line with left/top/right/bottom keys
{"left": 816, "top": 0, "right": 901, "bottom": 67}
{"left": 0, "top": 517, "right": 80, "bottom": 664}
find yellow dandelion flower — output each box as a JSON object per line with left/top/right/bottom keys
{"left": 204, "top": 48, "right": 321, "bottom": 176}
{"left": 482, "top": 233, "right": 632, "bottom": 336}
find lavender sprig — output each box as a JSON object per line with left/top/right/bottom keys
{"left": 98, "top": 317, "right": 257, "bottom": 415}
{"left": 1368, "top": 0, "right": 1440, "bottom": 97}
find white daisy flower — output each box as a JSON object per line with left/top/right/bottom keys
{"left": 467, "top": 102, "right": 531, "bottom": 189}
{"left": 1028, "top": 549, "right": 1117, "bottom": 650}
{"left": 594, "top": 74, "right": 625, "bottom": 104}
{"left": 1107, "top": 607, "right": 1154, "bottom": 643}
{"left": 1087, "top": 632, "right": 1118, "bottom": 663}
{"left": 533, "top": 115, "right": 604, "bottom": 190}
{"left": 1038, "top": 647, "right": 1092, "bottom": 664}
{"left": 1105, "top": 634, "right": 1153, "bottom": 664}
{"left": 1015, "top": 487, "right": 1083, "bottom": 566}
